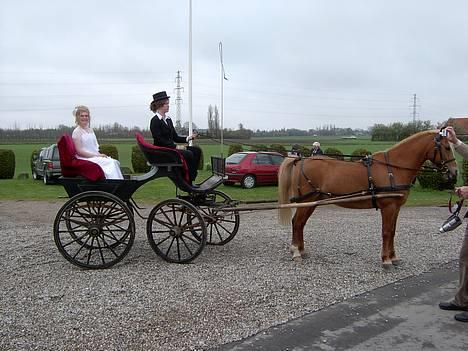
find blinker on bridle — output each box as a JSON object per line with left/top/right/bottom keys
{"left": 432, "top": 129, "right": 456, "bottom": 173}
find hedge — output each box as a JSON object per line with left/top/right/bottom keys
{"left": 99, "top": 144, "right": 119, "bottom": 160}
{"left": 228, "top": 144, "right": 243, "bottom": 156}
{"left": 131, "top": 145, "right": 150, "bottom": 173}
{"left": 417, "top": 160, "right": 456, "bottom": 190}
{"left": 351, "top": 148, "right": 372, "bottom": 161}
{"left": 0, "top": 149, "right": 15, "bottom": 179}
{"left": 324, "top": 147, "right": 344, "bottom": 160}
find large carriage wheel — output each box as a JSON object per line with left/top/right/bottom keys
{"left": 146, "top": 198, "right": 206, "bottom": 263}
{"left": 54, "top": 191, "right": 135, "bottom": 269}
{"left": 198, "top": 190, "right": 240, "bottom": 245}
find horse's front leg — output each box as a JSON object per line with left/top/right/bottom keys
{"left": 290, "top": 206, "right": 315, "bottom": 262}
{"left": 380, "top": 206, "right": 399, "bottom": 270}
{"left": 388, "top": 207, "right": 402, "bottom": 266}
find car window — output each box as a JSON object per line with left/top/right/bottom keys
{"left": 271, "top": 155, "right": 284, "bottom": 165}
{"left": 253, "top": 154, "right": 272, "bottom": 165}
{"left": 51, "top": 146, "right": 60, "bottom": 160}
{"left": 39, "top": 149, "right": 46, "bottom": 158}
{"left": 226, "top": 153, "right": 247, "bottom": 164}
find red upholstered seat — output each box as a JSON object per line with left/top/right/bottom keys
{"left": 135, "top": 132, "right": 190, "bottom": 182}
{"left": 57, "top": 134, "right": 105, "bottom": 181}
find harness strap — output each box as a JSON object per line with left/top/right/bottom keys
{"left": 384, "top": 152, "right": 396, "bottom": 190}
{"left": 363, "top": 155, "right": 378, "bottom": 209}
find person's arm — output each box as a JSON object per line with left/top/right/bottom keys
{"left": 446, "top": 126, "right": 468, "bottom": 160}
{"left": 72, "top": 129, "right": 105, "bottom": 158}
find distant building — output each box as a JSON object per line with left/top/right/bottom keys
{"left": 447, "top": 117, "right": 468, "bottom": 134}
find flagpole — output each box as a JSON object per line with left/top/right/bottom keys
{"left": 219, "top": 42, "right": 224, "bottom": 158}
{"left": 188, "top": 0, "right": 193, "bottom": 146}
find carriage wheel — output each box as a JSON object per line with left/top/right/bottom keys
{"left": 54, "top": 191, "right": 135, "bottom": 269}
{"left": 146, "top": 198, "right": 206, "bottom": 263}
{"left": 198, "top": 190, "right": 240, "bottom": 245}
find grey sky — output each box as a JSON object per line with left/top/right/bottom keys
{"left": 1, "top": 0, "right": 467, "bottom": 131}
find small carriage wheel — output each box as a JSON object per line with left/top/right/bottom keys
{"left": 241, "top": 174, "right": 256, "bottom": 189}
{"left": 54, "top": 191, "right": 135, "bottom": 269}
{"left": 146, "top": 198, "right": 207, "bottom": 263}
{"left": 198, "top": 190, "right": 240, "bottom": 245}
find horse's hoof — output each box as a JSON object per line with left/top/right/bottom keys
{"left": 382, "top": 263, "right": 395, "bottom": 271}
{"left": 391, "top": 259, "right": 403, "bottom": 266}
{"left": 293, "top": 256, "right": 303, "bottom": 263}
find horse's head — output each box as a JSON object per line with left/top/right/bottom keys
{"left": 430, "top": 128, "right": 458, "bottom": 182}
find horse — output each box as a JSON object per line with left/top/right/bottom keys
{"left": 278, "top": 129, "right": 458, "bottom": 269}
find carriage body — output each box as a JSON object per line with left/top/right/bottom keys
{"left": 53, "top": 133, "right": 239, "bottom": 269}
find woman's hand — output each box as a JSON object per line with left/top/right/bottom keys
{"left": 445, "top": 126, "right": 459, "bottom": 144}
{"left": 456, "top": 186, "right": 468, "bottom": 199}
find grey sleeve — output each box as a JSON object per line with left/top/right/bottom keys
{"left": 454, "top": 142, "right": 468, "bottom": 160}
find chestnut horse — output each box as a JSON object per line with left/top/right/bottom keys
{"left": 278, "top": 130, "right": 458, "bottom": 269}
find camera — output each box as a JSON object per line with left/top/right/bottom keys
{"left": 439, "top": 129, "right": 448, "bottom": 137}
{"left": 439, "top": 213, "right": 462, "bottom": 233}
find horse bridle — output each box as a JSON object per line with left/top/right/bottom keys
{"left": 431, "top": 132, "right": 457, "bottom": 174}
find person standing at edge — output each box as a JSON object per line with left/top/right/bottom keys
{"left": 311, "top": 141, "right": 323, "bottom": 156}
{"left": 439, "top": 126, "right": 468, "bottom": 322}
{"left": 149, "top": 91, "right": 201, "bottom": 184}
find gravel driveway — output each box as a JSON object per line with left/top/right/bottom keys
{"left": 0, "top": 199, "right": 463, "bottom": 350}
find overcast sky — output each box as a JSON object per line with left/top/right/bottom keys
{"left": 1, "top": 0, "right": 468, "bottom": 131}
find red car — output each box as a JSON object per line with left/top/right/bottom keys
{"left": 224, "top": 151, "right": 285, "bottom": 188}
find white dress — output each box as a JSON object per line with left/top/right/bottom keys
{"left": 72, "top": 127, "right": 123, "bottom": 180}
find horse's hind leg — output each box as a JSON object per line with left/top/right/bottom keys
{"left": 290, "top": 206, "right": 315, "bottom": 262}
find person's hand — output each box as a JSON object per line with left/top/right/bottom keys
{"left": 455, "top": 186, "right": 468, "bottom": 199}
{"left": 189, "top": 132, "right": 198, "bottom": 141}
{"left": 445, "top": 126, "right": 458, "bottom": 144}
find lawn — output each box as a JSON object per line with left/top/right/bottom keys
{"left": 0, "top": 137, "right": 461, "bottom": 206}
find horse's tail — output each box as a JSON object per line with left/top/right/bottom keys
{"left": 278, "top": 157, "right": 296, "bottom": 226}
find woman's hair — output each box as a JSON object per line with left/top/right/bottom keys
{"left": 73, "top": 105, "right": 91, "bottom": 125}
{"left": 149, "top": 99, "right": 168, "bottom": 113}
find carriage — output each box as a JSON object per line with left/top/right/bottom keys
{"left": 53, "top": 129, "right": 458, "bottom": 271}
{"left": 53, "top": 133, "right": 240, "bottom": 269}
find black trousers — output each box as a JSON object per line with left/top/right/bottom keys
{"left": 179, "top": 146, "right": 201, "bottom": 182}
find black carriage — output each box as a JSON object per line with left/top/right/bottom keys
{"left": 53, "top": 133, "right": 240, "bottom": 269}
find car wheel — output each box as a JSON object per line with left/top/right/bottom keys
{"left": 43, "top": 171, "right": 50, "bottom": 185}
{"left": 32, "top": 169, "right": 41, "bottom": 180}
{"left": 241, "top": 174, "right": 256, "bottom": 189}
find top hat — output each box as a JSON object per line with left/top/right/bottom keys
{"left": 153, "top": 91, "right": 170, "bottom": 102}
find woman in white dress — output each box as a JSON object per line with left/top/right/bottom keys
{"left": 71, "top": 105, "right": 123, "bottom": 180}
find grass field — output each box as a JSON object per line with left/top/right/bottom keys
{"left": 0, "top": 136, "right": 462, "bottom": 206}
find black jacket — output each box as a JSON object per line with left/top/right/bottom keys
{"left": 150, "top": 116, "right": 186, "bottom": 148}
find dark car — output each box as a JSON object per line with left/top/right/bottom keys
{"left": 224, "top": 151, "right": 285, "bottom": 188}
{"left": 31, "top": 144, "right": 62, "bottom": 184}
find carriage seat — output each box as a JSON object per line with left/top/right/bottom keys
{"left": 57, "top": 134, "right": 105, "bottom": 181}
{"left": 135, "top": 132, "right": 190, "bottom": 183}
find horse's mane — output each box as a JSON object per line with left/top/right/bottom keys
{"left": 380, "top": 130, "right": 436, "bottom": 154}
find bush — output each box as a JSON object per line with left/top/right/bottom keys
{"left": 462, "top": 159, "right": 468, "bottom": 185}
{"left": 131, "top": 145, "right": 150, "bottom": 173}
{"left": 299, "top": 146, "right": 311, "bottom": 157}
{"left": 250, "top": 144, "right": 268, "bottom": 152}
{"left": 0, "top": 149, "right": 15, "bottom": 179}
{"left": 228, "top": 144, "right": 243, "bottom": 156}
{"left": 269, "top": 144, "right": 287, "bottom": 156}
{"left": 99, "top": 144, "right": 119, "bottom": 160}
{"left": 31, "top": 149, "right": 41, "bottom": 164}
{"left": 417, "top": 160, "right": 456, "bottom": 190}
{"left": 351, "top": 148, "right": 372, "bottom": 161}
{"left": 324, "top": 147, "right": 344, "bottom": 160}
